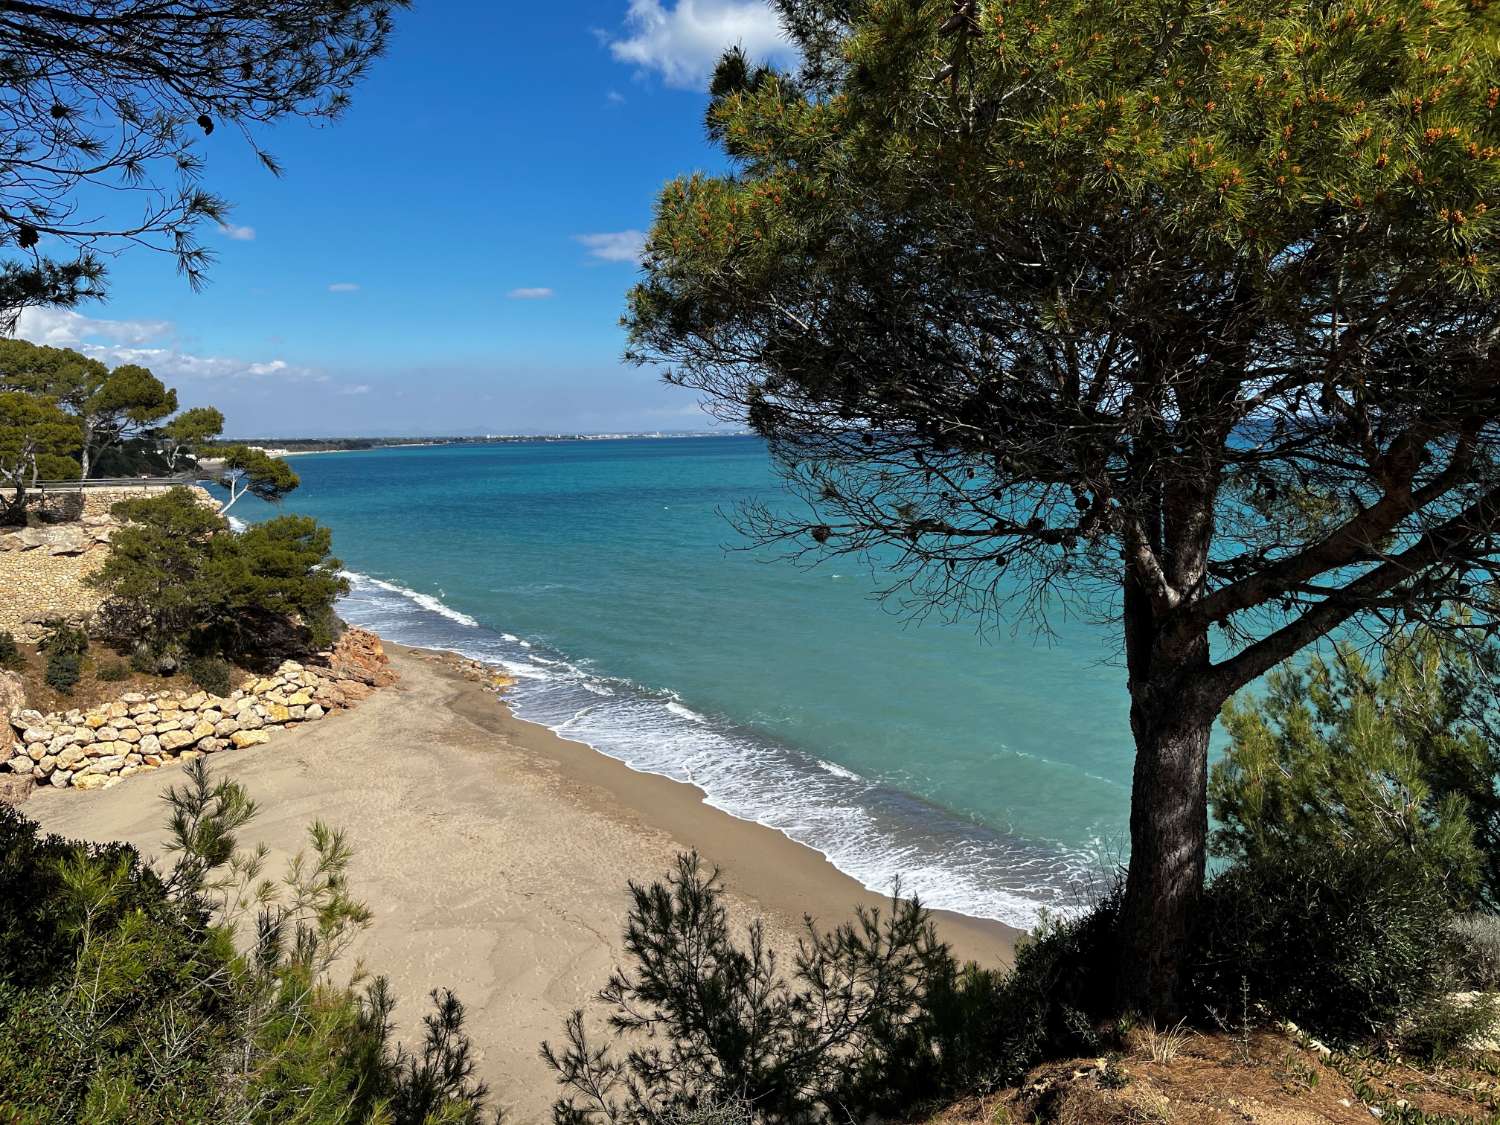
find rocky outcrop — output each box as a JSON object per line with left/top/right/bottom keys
{"left": 5, "top": 644, "right": 396, "bottom": 796}
{"left": 326, "top": 627, "right": 397, "bottom": 687}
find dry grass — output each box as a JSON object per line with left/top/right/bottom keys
{"left": 1133, "top": 1019, "right": 1194, "bottom": 1066}
{"left": 917, "top": 1029, "right": 1500, "bottom": 1125}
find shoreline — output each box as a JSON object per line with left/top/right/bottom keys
{"left": 405, "top": 643, "right": 1022, "bottom": 966}
{"left": 25, "top": 641, "right": 1018, "bottom": 1117}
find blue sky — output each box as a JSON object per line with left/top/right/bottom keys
{"left": 16, "top": 1, "right": 797, "bottom": 437}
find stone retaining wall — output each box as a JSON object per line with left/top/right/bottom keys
{"left": 1, "top": 627, "right": 396, "bottom": 799}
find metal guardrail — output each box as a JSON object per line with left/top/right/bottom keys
{"left": 33, "top": 477, "right": 196, "bottom": 490}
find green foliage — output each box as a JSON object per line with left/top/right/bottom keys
{"left": 1192, "top": 842, "right": 1456, "bottom": 1046}
{"left": 1213, "top": 628, "right": 1500, "bottom": 909}
{"left": 627, "top": 0, "right": 1500, "bottom": 1011}
{"left": 0, "top": 629, "right": 20, "bottom": 670}
{"left": 205, "top": 514, "right": 346, "bottom": 651}
{"left": 90, "top": 487, "right": 347, "bottom": 659}
{"left": 184, "top": 654, "right": 232, "bottom": 695}
{"left": 545, "top": 852, "right": 1006, "bottom": 1123}
{"left": 1401, "top": 993, "right": 1500, "bottom": 1063}
{"left": 43, "top": 651, "right": 81, "bottom": 696}
{"left": 218, "top": 444, "right": 301, "bottom": 511}
{"left": 0, "top": 389, "right": 81, "bottom": 520}
{"left": 0, "top": 761, "right": 497, "bottom": 1124}
{"left": 92, "top": 489, "right": 225, "bottom": 651}
{"left": 1448, "top": 915, "right": 1500, "bottom": 991}
{"left": 40, "top": 622, "right": 87, "bottom": 694}
{"left": 96, "top": 659, "right": 129, "bottom": 683}
{"left": 158, "top": 406, "right": 225, "bottom": 469}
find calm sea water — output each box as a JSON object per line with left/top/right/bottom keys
{"left": 226, "top": 436, "right": 1138, "bottom": 927}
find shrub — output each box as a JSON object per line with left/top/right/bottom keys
{"left": 0, "top": 761, "right": 500, "bottom": 1124}
{"left": 1213, "top": 627, "right": 1500, "bottom": 909}
{"left": 43, "top": 649, "right": 81, "bottom": 694}
{"left": 129, "top": 642, "right": 156, "bottom": 674}
{"left": 96, "top": 659, "right": 129, "bottom": 682}
{"left": 1449, "top": 914, "right": 1500, "bottom": 991}
{"left": 0, "top": 630, "right": 19, "bottom": 670}
{"left": 544, "top": 852, "right": 1012, "bottom": 1124}
{"left": 38, "top": 620, "right": 87, "bottom": 659}
{"left": 90, "top": 487, "right": 347, "bottom": 661}
{"left": 1191, "top": 842, "right": 1455, "bottom": 1045}
{"left": 184, "top": 654, "right": 231, "bottom": 696}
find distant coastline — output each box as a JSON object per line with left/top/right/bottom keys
{"left": 221, "top": 431, "right": 753, "bottom": 457}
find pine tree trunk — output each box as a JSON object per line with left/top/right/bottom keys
{"left": 1117, "top": 579, "right": 1216, "bottom": 1018}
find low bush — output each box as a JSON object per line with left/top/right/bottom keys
{"left": 184, "top": 654, "right": 232, "bottom": 696}
{"left": 1191, "top": 842, "right": 1454, "bottom": 1046}
{"left": 96, "top": 659, "right": 130, "bottom": 682}
{"left": 129, "top": 642, "right": 156, "bottom": 674}
{"left": 0, "top": 761, "right": 499, "bottom": 1124}
{"left": 545, "top": 853, "right": 1015, "bottom": 1124}
{"left": 1449, "top": 914, "right": 1500, "bottom": 991}
{"left": 0, "top": 630, "right": 19, "bottom": 670}
{"left": 44, "top": 648, "right": 81, "bottom": 694}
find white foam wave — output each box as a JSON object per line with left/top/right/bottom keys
{"left": 817, "top": 759, "right": 864, "bottom": 782}
{"left": 664, "top": 701, "right": 708, "bottom": 723}
{"left": 341, "top": 570, "right": 480, "bottom": 628}
{"left": 332, "top": 568, "right": 1100, "bottom": 930}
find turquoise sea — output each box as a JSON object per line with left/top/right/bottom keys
{"left": 227, "top": 436, "right": 1138, "bottom": 928}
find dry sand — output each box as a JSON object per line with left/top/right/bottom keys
{"left": 24, "top": 645, "right": 1017, "bottom": 1120}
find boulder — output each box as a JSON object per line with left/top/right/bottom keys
{"left": 0, "top": 670, "right": 26, "bottom": 720}
{"left": 0, "top": 775, "right": 33, "bottom": 804}
{"left": 304, "top": 704, "right": 325, "bottom": 721}
{"left": 49, "top": 770, "right": 72, "bottom": 788}
{"left": 73, "top": 774, "right": 109, "bottom": 791}
{"left": 7, "top": 755, "right": 33, "bottom": 774}
{"left": 159, "top": 729, "right": 196, "bottom": 752}
{"left": 327, "top": 627, "right": 397, "bottom": 687}
{"left": 138, "top": 734, "right": 161, "bottom": 756}
{"left": 45, "top": 527, "right": 89, "bottom": 556}
{"left": 230, "top": 730, "right": 270, "bottom": 749}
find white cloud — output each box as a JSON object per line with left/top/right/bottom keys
{"left": 218, "top": 222, "right": 256, "bottom": 241}
{"left": 338, "top": 383, "right": 372, "bottom": 395}
{"left": 608, "top": 0, "right": 793, "bottom": 88}
{"left": 607, "top": 90, "right": 626, "bottom": 104}
{"left": 575, "top": 230, "right": 647, "bottom": 264}
{"left": 14, "top": 306, "right": 314, "bottom": 383}
{"left": 327, "top": 282, "right": 360, "bottom": 293}
{"left": 507, "top": 287, "right": 556, "bottom": 300}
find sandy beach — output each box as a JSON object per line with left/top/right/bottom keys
{"left": 23, "top": 643, "right": 1018, "bottom": 1120}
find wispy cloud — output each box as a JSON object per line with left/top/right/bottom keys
{"left": 507, "top": 287, "right": 556, "bottom": 300}
{"left": 575, "top": 230, "right": 646, "bottom": 264}
{"left": 607, "top": 90, "right": 626, "bottom": 104}
{"left": 217, "top": 222, "right": 256, "bottom": 241}
{"left": 338, "top": 383, "right": 372, "bottom": 395}
{"left": 15, "top": 307, "right": 315, "bottom": 383}
{"left": 608, "top": 0, "right": 793, "bottom": 89}
{"left": 327, "top": 282, "right": 360, "bottom": 293}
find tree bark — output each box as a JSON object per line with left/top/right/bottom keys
{"left": 1117, "top": 577, "right": 1216, "bottom": 1018}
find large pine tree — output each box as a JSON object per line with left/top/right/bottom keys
{"left": 626, "top": 0, "right": 1500, "bottom": 1012}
